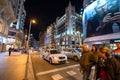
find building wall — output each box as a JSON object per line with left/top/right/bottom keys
{"left": 0, "top": 0, "right": 26, "bottom": 52}
{"left": 54, "top": 1, "right": 82, "bottom": 49}
{"left": 8, "top": 0, "right": 26, "bottom": 50}
{"left": 39, "top": 32, "right": 46, "bottom": 48}
{"left": 0, "top": 0, "right": 17, "bottom": 52}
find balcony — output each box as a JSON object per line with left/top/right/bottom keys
{"left": 0, "top": 0, "right": 16, "bottom": 22}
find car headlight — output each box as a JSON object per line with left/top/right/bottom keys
{"left": 53, "top": 57, "right": 59, "bottom": 59}
{"left": 64, "top": 55, "right": 67, "bottom": 59}
{"left": 79, "top": 54, "right": 82, "bottom": 56}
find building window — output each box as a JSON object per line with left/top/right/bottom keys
{"left": 18, "top": 5, "right": 20, "bottom": 9}
{"left": 73, "top": 28, "right": 74, "bottom": 31}
{"left": 8, "top": 31, "right": 16, "bottom": 36}
{"left": 73, "top": 32, "right": 75, "bottom": 35}
{"left": 57, "top": 23, "right": 65, "bottom": 34}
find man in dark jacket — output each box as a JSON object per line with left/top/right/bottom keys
{"left": 8, "top": 47, "right": 12, "bottom": 56}
{"left": 79, "top": 44, "right": 96, "bottom": 80}
{"left": 97, "top": 46, "right": 120, "bottom": 80}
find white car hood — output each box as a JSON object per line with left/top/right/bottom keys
{"left": 50, "top": 54, "right": 66, "bottom": 57}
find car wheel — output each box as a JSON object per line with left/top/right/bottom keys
{"left": 42, "top": 55, "right": 45, "bottom": 60}
{"left": 49, "top": 58, "right": 52, "bottom": 64}
{"left": 74, "top": 56, "right": 78, "bottom": 61}
{"left": 64, "top": 60, "right": 67, "bottom": 64}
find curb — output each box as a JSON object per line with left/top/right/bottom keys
{"left": 27, "top": 53, "right": 36, "bottom": 80}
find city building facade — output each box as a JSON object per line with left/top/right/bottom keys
{"left": 0, "top": 0, "right": 16, "bottom": 52}
{"left": 7, "top": 0, "right": 26, "bottom": 51}
{"left": 0, "top": 0, "right": 26, "bottom": 52}
{"left": 39, "top": 31, "right": 46, "bottom": 48}
{"left": 54, "top": 1, "right": 82, "bottom": 50}
{"left": 45, "top": 24, "right": 56, "bottom": 49}
{"left": 82, "top": 0, "right": 120, "bottom": 50}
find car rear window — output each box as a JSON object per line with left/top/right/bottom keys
{"left": 50, "top": 50, "right": 60, "bottom": 54}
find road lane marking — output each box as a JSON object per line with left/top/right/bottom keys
{"left": 33, "top": 55, "right": 39, "bottom": 58}
{"left": 40, "top": 55, "right": 42, "bottom": 57}
{"left": 66, "top": 71, "right": 77, "bottom": 76}
{"left": 36, "top": 64, "right": 80, "bottom": 76}
{"left": 52, "top": 74, "right": 63, "bottom": 80}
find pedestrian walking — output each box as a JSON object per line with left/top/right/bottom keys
{"left": 96, "top": 46, "right": 120, "bottom": 80}
{"left": 8, "top": 47, "right": 12, "bottom": 56}
{"left": 89, "top": 44, "right": 99, "bottom": 80}
{"left": 79, "top": 44, "right": 96, "bottom": 80}
{"left": 112, "top": 42, "right": 120, "bottom": 53}
{"left": 91, "top": 44, "right": 99, "bottom": 62}
{"left": 112, "top": 42, "right": 120, "bottom": 61}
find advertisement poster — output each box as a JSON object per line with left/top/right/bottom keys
{"left": 83, "top": 0, "right": 120, "bottom": 37}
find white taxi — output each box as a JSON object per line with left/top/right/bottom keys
{"left": 42, "top": 49, "right": 67, "bottom": 64}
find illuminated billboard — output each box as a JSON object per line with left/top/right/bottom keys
{"left": 83, "top": 0, "right": 120, "bottom": 38}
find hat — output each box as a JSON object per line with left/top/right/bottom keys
{"left": 100, "top": 46, "right": 110, "bottom": 57}
{"left": 102, "top": 47, "right": 110, "bottom": 53}
{"left": 82, "top": 44, "right": 88, "bottom": 48}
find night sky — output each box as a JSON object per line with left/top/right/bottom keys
{"left": 24, "top": 0, "right": 83, "bottom": 40}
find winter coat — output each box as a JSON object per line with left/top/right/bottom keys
{"left": 93, "top": 51, "right": 99, "bottom": 63}
{"left": 105, "top": 57, "right": 120, "bottom": 80}
{"left": 79, "top": 51, "right": 96, "bottom": 71}
{"left": 97, "top": 57, "right": 120, "bottom": 80}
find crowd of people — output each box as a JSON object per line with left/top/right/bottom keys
{"left": 79, "top": 42, "right": 120, "bottom": 80}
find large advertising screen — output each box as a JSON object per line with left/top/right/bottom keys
{"left": 83, "top": 0, "right": 120, "bottom": 38}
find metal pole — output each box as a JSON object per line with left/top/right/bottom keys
{"left": 77, "top": 31, "right": 80, "bottom": 48}
{"left": 78, "top": 32, "right": 81, "bottom": 47}
{"left": 75, "top": 35, "right": 77, "bottom": 48}
{"left": 78, "top": 33, "right": 80, "bottom": 47}
{"left": 27, "top": 20, "right": 32, "bottom": 50}
{"left": 65, "top": 26, "right": 67, "bottom": 49}
{"left": 24, "top": 20, "right": 31, "bottom": 80}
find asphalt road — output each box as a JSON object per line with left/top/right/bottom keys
{"left": 30, "top": 53, "right": 83, "bottom": 80}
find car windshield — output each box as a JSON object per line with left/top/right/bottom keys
{"left": 50, "top": 50, "right": 60, "bottom": 54}
{"left": 73, "top": 48, "right": 81, "bottom": 53}
{"left": 65, "top": 49, "right": 72, "bottom": 52}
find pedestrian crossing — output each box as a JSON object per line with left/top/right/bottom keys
{"left": 36, "top": 64, "right": 83, "bottom": 80}
{"left": 51, "top": 69, "right": 83, "bottom": 80}
{"left": 52, "top": 74, "right": 63, "bottom": 80}
{"left": 39, "top": 68, "right": 83, "bottom": 80}
{"left": 66, "top": 70, "right": 77, "bottom": 76}
{"left": 36, "top": 64, "right": 79, "bottom": 76}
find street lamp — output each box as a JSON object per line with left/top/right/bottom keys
{"left": 24, "top": 19, "right": 36, "bottom": 80}
{"left": 27, "top": 20, "right": 36, "bottom": 49}
{"left": 77, "top": 30, "right": 81, "bottom": 48}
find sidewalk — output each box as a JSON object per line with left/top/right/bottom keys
{"left": 0, "top": 52, "right": 35, "bottom": 80}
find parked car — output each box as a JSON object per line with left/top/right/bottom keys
{"left": 12, "top": 49, "right": 22, "bottom": 55}
{"left": 42, "top": 49, "right": 67, "bottom": 64}
{"left": 62, "top": 48, "right": 82, "bottom": 61}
